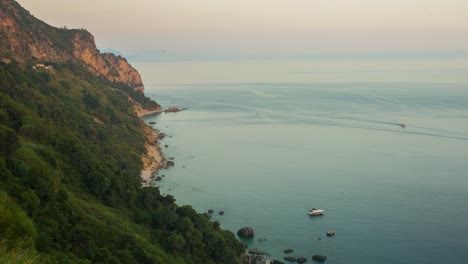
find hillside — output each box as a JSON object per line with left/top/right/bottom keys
{"left": 0, "top": 0, "right": 144, "bottom": 92}
{"left": 0, "top": 0, "right": 244, "bottom": 263}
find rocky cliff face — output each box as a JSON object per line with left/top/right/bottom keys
{"left": 0, "top": 0, "right": 144, "bottom": 92}
{"left": 0, "top": 0, "right": 72, "bottom": 63}
{"left": 72, "top": 31, "right": 144, "bottom": 92}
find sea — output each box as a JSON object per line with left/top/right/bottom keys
{"left": 136, "top": 57, "right": 468, "bottom": 264}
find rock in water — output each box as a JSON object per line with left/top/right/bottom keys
{"left": 237, "top": 227, "right": 254, "bottom": 238}
{"left": 248, "top": 248, "right": 267, "bottom": 255}
{"left": 312, "top": 255, "right": 327, "bottom": 262}
{"left": 202, "top": 213, "right": 211, "bottom": 219}
{"left": 297, "top": 257, "right": 307, "bottom": 263}
{"left": 272, "top": 260, "right": 286, "bottom": 264}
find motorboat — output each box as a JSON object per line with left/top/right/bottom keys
{"left": 307, "top": 208, "right": 325, "bottom": 216}
{"left": 326, "top": 229, "right": 335, "bottom": 236}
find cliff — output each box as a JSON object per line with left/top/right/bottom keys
{"left": 72, "top": 31, "right": 144, "bottom": 92}
{"left": 0, "top": 0, "right": 144, "bottom": 92}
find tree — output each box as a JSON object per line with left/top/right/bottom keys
{"left": 0, "top": 124, "right": 18, "bottom": 159}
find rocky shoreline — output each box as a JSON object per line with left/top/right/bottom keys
{"left": 140, "top": 125, "right": 165, "bottom": 187}
{"left": 136, "top": 106, "right": 166, "bottom": 186}
{"left": 137, "top": 105, "right": 192, "bottom": 186}
{"left": 137, "top": 108, "right": 162, "bottom": 118}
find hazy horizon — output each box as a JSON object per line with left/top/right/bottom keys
{"left": 16, "top": 0, "right": 468, "bottom": 62}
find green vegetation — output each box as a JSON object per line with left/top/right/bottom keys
{"left": 0, "top": 61, "right": 244, "bottom": 263}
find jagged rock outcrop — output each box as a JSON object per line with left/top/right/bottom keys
{"left": 0, "top": 0, "right": 144, "bottom": 92}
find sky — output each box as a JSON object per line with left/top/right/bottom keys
{"left": 16, "top": 0, "right": 468, "bottom": 61}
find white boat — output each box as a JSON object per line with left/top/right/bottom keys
{"left": 307, "top": 208, "right": 325, "bottom": 216}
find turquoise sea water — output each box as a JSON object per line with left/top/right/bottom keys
{"left": 138, "top": 59, "right": 468, "bottom": 263}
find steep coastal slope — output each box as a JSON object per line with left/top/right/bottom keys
{"left": 0, "top": 0, "right": 244, "bottom": 263}
{"left": 0, "top": 0, "right": 144, "bottom": 92}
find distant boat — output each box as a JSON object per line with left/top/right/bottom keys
{"left": 307, "top": 208, "right": 325, "bottom": 216}
{"left": 399, "top": 123, "right": 406, "bottom": 128}
{"left": 326, "top": 229, "right": 335, "bottom": 236}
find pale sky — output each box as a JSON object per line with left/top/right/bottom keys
{"left": 16, "top": 0, "right": 468, "bottom": 60}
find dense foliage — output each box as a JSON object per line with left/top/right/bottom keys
{"left": 0, "top": 61, "right": 244, "bottom": 263}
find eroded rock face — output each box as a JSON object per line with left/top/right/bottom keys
{"left": 72, "top": 31, "right": 144, "bottom": 92}
{"left": 237, "top": 227, "right": 255, "bottom": 238}
{"left": 0, "top": 0, "right": 144, "bottom": 92}
{"left": 0, "top": 1, "right": 72, "bottom": 63}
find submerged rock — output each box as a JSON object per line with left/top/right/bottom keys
{"left": 219, "top": 210, "right": 225, "bottom": 215}
{"left": 284, "top": 249, "right": 294, "bottom": 254}
{"left": 312, "top": 255, "right": 327, "bottom": 262}
{"left": 284, "top": 256, "right": 296, "bottom": 262}
{"left": 272, "top": 260, "right": 286, "bottom": 264}
{"left": 297, "top": 257, "right": 307, "bottom": 263}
